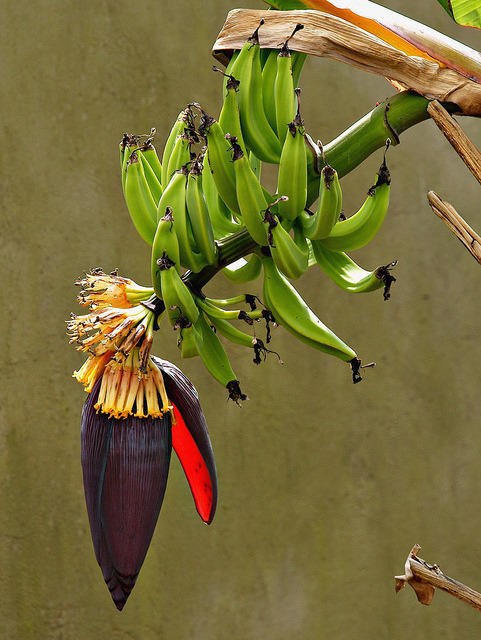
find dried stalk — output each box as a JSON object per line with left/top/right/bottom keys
{"left": 395, "top": 545, "right": 481, "bottom": 612}
{"left": 428, "top": 191, "right": 481, "bottom": 263}
{"left": 212, "top": 9, "right": 481, "bottom": 116}
{"left": 428, "top": 100, "right": 481, "bottom": 186}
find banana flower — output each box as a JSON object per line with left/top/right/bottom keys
{"left": 69, "top": 271, "right": 217, "bottom": 610}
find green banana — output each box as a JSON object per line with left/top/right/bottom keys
{"left": 265, "top": 207, "right": 309, "bottom": 280}
{"left": 319, "top": 159, "right": 391, "bottom": 252}
{"left": 156, "top": 168, "right": 207, "bottom": 273}
{"left": 123, "top": 152, "right": 157, "bottom": 245}
{"left": 311, "top": 241, "right": 397, "bottom": 299}
{"left": 277, "top": 90, "right": 307, "bottom": 221}
{"left": 301, "top": 164, "right": 342, "bottom": 240}
{"left": 139, "top": 148, "right": 163, "bottom": 205}
{"left": 231, "top": 138, "right": 269, "bottom": 246}
{"left": 205, "top": 314, "right": 255, "bottom": 349}
{"left": 197, "top": 312, "right": 247, "bottom": 403}
{"left": 166, "top": 131, "right": 192, "bottom": 183}
{"left": 161, "top": 109, "right": 190, "bottom": 186}
{"left": 196, "top": 297, "right": 263, "bottom": 322}
{"left": 261, "top": 49, "right": 280, "bottom": 134}
{"left": 200, "top": 111, "right": 240, "bottom": 215}
{"left": 229, "top": 20, "right": 282, "bottom": 164}
{"left": 140, "top": 136, "right": 162, "bottom": 183}
{"left": 202, "top": 149, "right": 242, "bottom": 239}
{"left": 222, "top": 254, "right": 262, "bottom": 283}
{"left": 274, "top": 28, "right": 304, "bottom": 146}
{"left": 120, "top": 134, "right": 137, "bottom": 191}
{"left": 158, "top": 257, "right": 200, "bottom": 327}
{"left": 151, "top": 208, "right": 181, "bottom": 295}
{"left": 291, "top": 50, "right": 308, "bottom": 87}
{"left": 215, "top": 67, "right": 245, "bottom": 151}
{"left": 178, "top": 319, "right": 204, "bottom": 358}
{"left": 262, "top": 256, "right": 358, "bottom": 364}
{"left": 186, "top": 159, "right": 218, "bottom": 265}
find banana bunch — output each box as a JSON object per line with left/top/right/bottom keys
{"left": 117, "top": 18, "right": 399, "bottom": 399}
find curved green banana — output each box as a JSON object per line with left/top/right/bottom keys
{"left": 140, "top": 138, "right": 162, "bottom": 183}
{"left": 275, "top": 46, "right": 296, "bottom": 147}
{"left": 139, "top": 150, "right": 163, "bottom": 205}
{"left": 196, "top": 297, "right": 263, "bottom": 322}
{"left": 156, "top": 168, "right": 207, "bottom": 273}
{"left": 197, "top": 313, "right": 247, "bottom": 403}
{"left": 159, "top": 259, "right": 200, "bottom": 327}
{"left": 277, "top": 93, "right": 307, "bottom": 221}
{"left": 231, "top": 139, "right": 269, "bottom": 246}
{"left": 123, "top": 152, "right": 157, "bottom": 245}
{"left": 186, "top": 161, "right": 218, "bottom": 265}
{"left": 166, "top": 132, "right": 191, "bottom": 183}
{"left": 222, "top": 254, "right": 262, "bottom": 284}
{"left": 202, "top": 114, "right": 240, "bottom": 215}
{"left": 202, "top": 150, "right": 242, "bottom": 239}
{"left": 312, "top": 241, "right": 397, "bottom": 299}
{"left": 291, "top": 50, "right": 308, "bottom": 87}
{"left": 161, "top": 109, "right": 189, "bottom": 186}
{"left": 120, "top": 134, "right": 139, "bottom": 191}
{"left": 267, "top": 214, "right": 309, "bottom": 280}
{"left": 320, "top": 160, "right": 391, "bottom": 252}
{"left": 216, "top": 69, "right": 245, "bottom": 151}
{"left": 229, "top": 22, "right": 282, "bottom": 164}
{"left": 178, "top": 319, "right": 204, "bottom": 359}
{"left": 262, "top": 256, "right": 357, "bottom": 363}
{"left": 151, "top": 208, "right": 181, "bottom": 296}
{"left": 301, "top": 164, "right": 342, "bottom": 240}
{"left": 261, "top": 49, "right": 279, "bottom": 134}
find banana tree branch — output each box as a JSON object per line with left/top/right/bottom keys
{"left": 427, "top": 191, "right": 481, "bottom": 263}
{"left": 395, "top": 545, "right": 481, "bottom": 612}
{"left": 428, "top": 100, "right": 481, "bottom": 186}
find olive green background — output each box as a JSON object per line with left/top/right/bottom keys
{"left": 1, "top": 1, "right": 481, "bottom": 638}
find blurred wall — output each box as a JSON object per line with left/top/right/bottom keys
{"left": 1, "top": 1, "right": 481, "bottom": 638}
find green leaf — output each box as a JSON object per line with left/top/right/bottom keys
{"left": 437, "top": 0, "right": 481, "bottom": 28}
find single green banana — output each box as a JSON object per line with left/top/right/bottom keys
{"left": 186, "top": 159, "right": 218, "bottom": 265}
{"left": 157, "top": 168, "right": 207, "bottom": 273}
{"left": 196, "top": 297, "right": 263, "bottom": 322}
{"left": 197, "top": 312, "right": 247, "bottom": 403}
{"left": 161, "top": 109, "right": 189, "bottom": 186}
{"left": 140, "top": 135, "right": 162, "bottom": 182}
{"left": 123, "top": 152, "right": 157, "bottom": 245}
{"left": 215, "top": 68, "right": 245, "bottom": 151}
{"left": 231, "top": 138, "right": 269, "bottom": 246}
{"left": 229, "top": 20, "right": 282, "bottom": 164}
{"left": 262, "top": 256, "right": 358, "bottom": 363}
{"left": 139, "top": 149, "right": 163, "bottom": 205}
{"left": 248, "top": 151, "right": 262, "bottom": 183}
{"left": 202, "top": 149, "right": 242, "bottom": 239}
{"left": 274, "top": 43, "right": 297, "bottom": 146}
{"left": 178, "top": 319, "right": 204, "bottom": 358}
{"left": 120, "top": 134, "right": 140, "bottom": 191}
{"left": 166, "top": 132, "right": 191, "bottom": 183}
{"left": 204, "top": 294, "right": 251, "bottom": 308}
{"left": 312, "top": 241, "right": 397, "bottom": 299}
{"left": 320, "top": 160, "right": 391, "bottom": 252}
{"left": 151, "top": 208, "right": 181, "bottom": 295}
{"left": 223, "top": 50, "right": 239, "bottom": 91}
{"left": 301, "top": 164, "right": 342, "bottom": 240}
{"left": 261, "top": 49, "right": 280, "bottom": 134}
{"left": 222, "top": 254, "right": 262, "bottom": 283}
{"left": 277, "top": 89, "right": 308, "bottom": 221}
{"left": 158, "top": 257, "right": 200, "bottom": 327}
{"left": 291, "top": 50, "right": 308, "bottom": 87}
{"left": 201, "top": 112, "right": 240, "bottom": 215}
{"left": 266, "top": 209, "right": 309, "bottom": 280}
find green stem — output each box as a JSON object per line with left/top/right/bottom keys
{"left": 182, "top": 90, "right": 450, "bottom": 291}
